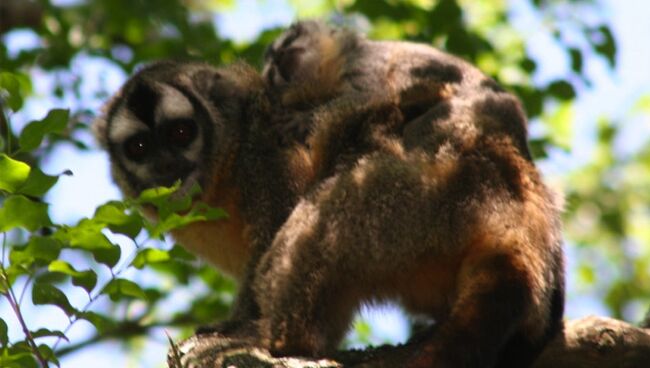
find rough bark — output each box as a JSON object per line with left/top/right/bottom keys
{"left": 167, "top": 316, "right": 650, "bottom": 368}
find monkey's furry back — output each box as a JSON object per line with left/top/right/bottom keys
{"left": 255, "top": 20, "right": 566, "bottom": 368}
{"left": 94, "top": 20, "right": 566, "bottom": 368}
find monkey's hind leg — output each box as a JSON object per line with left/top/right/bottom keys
{"left": 251, "top": 198, "right": 359, "bottom": 358}
{"left": 409, "top": 248, "right": 544, "bottom": 368}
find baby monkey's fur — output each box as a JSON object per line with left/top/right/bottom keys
{"left": 96, "top": 20, "right": 565, "bottom": 368}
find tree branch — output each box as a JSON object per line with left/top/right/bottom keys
{"left": 167, "top": 316, "right": 650, "bottom": 368}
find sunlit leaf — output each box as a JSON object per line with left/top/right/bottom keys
{"left": 55, "top": 220, "right": 121, "bottom": 267}
{"left": 0, "top": 72, "right": 31, "bottom": 111}
{"left": 18, "top": 109, "right": 70, "bottom": 152}
{"left": 93, "top": 202, "right": 143, "bottom": 238}
{"left": 148, "top": 207, "right": 227, "bottom": 239}
{"left": 0, "top": 352, "right": 39, "bottom": 368}
{"left": 577, "top": 265, "right": 596, "bottom": 285}
{"left": 102, "top": 278, "right": 147, "bottom": 301}
{"left": 48, "top": 260, "right": 97, "bottom": 294}
{"left": 9, "top": 236, "right": 62, "bottom": 266}
{"left": 0, "top": 195, "right": 52, "bottom": 232}
{"left": 633, "top": 94, "right": 650, "bottom": 113}
{"left": 135, "top": 182, "right": 199, "bottom": 220}
{"left": 0, "top": 154, "right": 30, "bottom": 193}
{"left": 545, "top": 102, "right": 574, "bottom": 151}
{"left": 131, "top": 248, "right": 171, "bottom": 269}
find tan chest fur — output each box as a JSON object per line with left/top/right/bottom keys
{"left": 171, "top": 185, "right": 251, "bottom": 282}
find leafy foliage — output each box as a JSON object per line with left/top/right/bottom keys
{"left": 0, "top": 0, "right": 647, "bottom": 367}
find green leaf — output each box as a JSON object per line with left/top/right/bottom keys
{"left": 55, "top": 220, "right": 121, "bottom": 267}
{"left": 0, "top": 72, "right": 31, "bottom": 111}
{"left": 0, "top": 195, "right": 52, "bottom": 232}
{"left": 569, "top": 48, "right": 583, "bottom": 73}
{"left": 131, "top": 248, "right": 171, "bottom": 269}
{"left": 545, "top": 102, "right": 574, "bottom": 151}
{"left": 149, "top": 206, "right": 227, "bottom": 239}
{"left": 30, "top": 328, "right": 68, "bottom": 341}
{"left": 37, "top": 344, "right": 58, "bottom": 365}
{"left": 593, "top": 25, "right": 616, "bottom": 68}
{"left": 77, "top": 311, "right": 115, "bottom": 333}
{"left": 18, "top": 109, "right": 70, "bottom": 152}
{"left": 0, "top": 318, "right": 7, "bottom": 347}
{"left": 547, "top": 80, "right": 576, "bottom": 100}
{"left": 102, "top": 278, "right": 147, "bottom": 301}
{"left": 17, "top": 167, "right": 59, "bottom": 197}
{"left": 32, "top": 282, "right": 76, "bottom": 316}
{"left": 169, "top": 244, "right": 196, "bottom": 262}
{"left": 93, "top": 202, "right": 143, "bottom": 238}
{"left": 0, "top": 154, "right": 30, "bottom": 193}
{"left": 48, "top": 260, "right": 97, "bottom": 294}
{"left": 1, "top": 264, "right": 28, "bottom": 291}
{"left": 0, "top": 155, "right": 58, "bottom": 197}
{"left": 136, "top": 184, "right": 179, "bottom": 206}
{"left": 9, "top": 237, "right": 62, "bottom": 266}
{"left": 0, "top": 352, "right": 39, "bottom": 368}
{"left": 136, "top": 182, "right": 196, "bottom": 220}
{"left": 632, "top": 94, "right": 650, "bottom": 114}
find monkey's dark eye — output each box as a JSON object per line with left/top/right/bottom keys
{"left": 124, "top": 133, "right": 150, "bottom": 162}
{"left": 166, "top": 119, "right": 197, "bottom": 149}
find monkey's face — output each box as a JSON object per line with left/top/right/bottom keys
{"left": 94, "top": 62, "right": 236, "bottom": 199}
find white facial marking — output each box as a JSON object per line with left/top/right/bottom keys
{"left": 109, "top": 108, "right": 147, "bottom": 144}
{"left": 156, "top": 84, "right": 194, "bottom": 122}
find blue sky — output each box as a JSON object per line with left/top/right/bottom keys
{"left": 2, "top": 0, "right": 650, "bottom": 367}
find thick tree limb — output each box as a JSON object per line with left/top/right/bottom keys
{"left": 167, "top": 316, "right": 650, "bottom": 367}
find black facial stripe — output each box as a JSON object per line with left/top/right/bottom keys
{"left": 166, "top": 81, "right": 216, "bottom": 186}
{"left": 127, "top": 82, "right": 159, "bottom": 129}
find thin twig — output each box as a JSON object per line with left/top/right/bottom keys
{"left": 1, "top": 235, "right": 50, "bottom": 367}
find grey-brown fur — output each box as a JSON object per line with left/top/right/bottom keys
{"left": 254, "top": 20, "right": 565, "bottom": 367}
{"left": 95, "top": 20, "right": 565, "bottom": 368}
